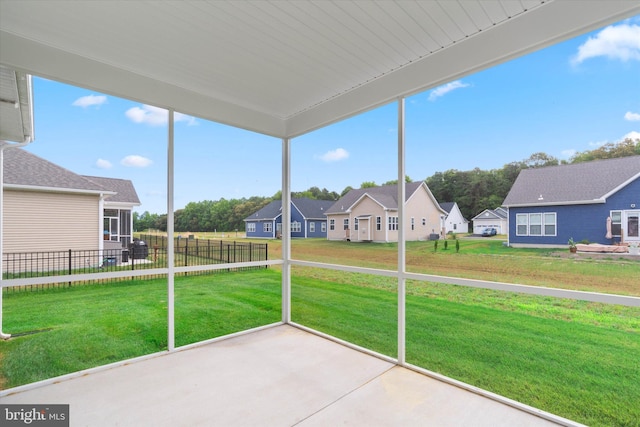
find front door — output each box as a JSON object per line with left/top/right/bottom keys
{"left": 357, "top": 218, "right": 371, "bottom": 241}
{"left": 624, "top": 211, "right": 639, "bottom": 243}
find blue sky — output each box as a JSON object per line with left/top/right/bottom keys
{"left": 25, "top": 16, "right": 640, "bottom": 215}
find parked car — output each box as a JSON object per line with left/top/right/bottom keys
{"left": 482, "top": 228, "right": 497, "bottom": 237}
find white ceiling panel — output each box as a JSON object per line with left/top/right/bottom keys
{"left": 1, "top": 1, "right": 639, "bottom": 139}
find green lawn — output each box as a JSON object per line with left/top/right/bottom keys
{"left": 2, "top": 268, "right": 639, "bottom": 426}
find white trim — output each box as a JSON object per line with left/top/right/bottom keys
{"left": 3, "top": 183, "right": 116, "bottom": 196}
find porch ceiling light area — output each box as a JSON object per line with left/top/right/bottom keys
{"left": 1, "top": 1, "right": 639, "bottom": 138}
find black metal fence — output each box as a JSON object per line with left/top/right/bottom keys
{"left": 2, "top": 236, "right": 268, "bottom": 292}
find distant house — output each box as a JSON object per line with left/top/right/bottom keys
{"left": 439, "top": 202, "right": 469, "bottom": 234}
{"left": 2, "top": 145, "right": 140, "bottom": 254}
{"left": 325, "top": 182, "right": 446, "bottom": 242}
{"left": 502, "top": 156, "right": 640, "bottom": 247}
{"left": 244, "top": 198, "right": 335, "bottom": 239}
{"left": 471, "top": 207, "right": 508, "bottom": 235}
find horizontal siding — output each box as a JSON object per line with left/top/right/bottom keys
{"left": 3, "top": 190, "right": 99, "bottom": 253}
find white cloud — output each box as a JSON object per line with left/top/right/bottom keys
{"left": 121, "top": 155, "right": 153, "bottom": 167}
{"left": 318, "top": 148, "right": 349, "bottom": 162}
{"left": 125, "top": 104, "right": 197, "bottom": 126}
{"left": 624, "top": 111, "right": 640, "bottom": 121}
{"left": 622, "top": 130, "right": 640, "bottom": 141}
{"left": 571, "top": 23, "right": 640, "bottom": 65}
{"left": 428, "top": 80, "right": 470, "bottom": 101}
{"left": 72, "top": 95, "right": 107, "bottom": 108}
{"left": 95, "top": 158, "right": 112, "bottom": 169}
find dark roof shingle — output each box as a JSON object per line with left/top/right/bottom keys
{"left": 502, "top": 156, "right": 640, "bottom": 207}
{"left": 326, "top": 182, "right": 423, "bottom": 214}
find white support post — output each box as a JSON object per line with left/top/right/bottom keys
{"left": 167, "top": 110, "right": 175, "bottom": 351}
{"left": 397, "top": 98, "right": 406, "bottom": 365}
{"left": 282, "top": 138, "right": 292, "bottom": 323}
{"left": 1, "top": 139, "right": 33, "bottom": 340}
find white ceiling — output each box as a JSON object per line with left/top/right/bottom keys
{"left": 1, "top": 1, "right": 639, "bottom": 139}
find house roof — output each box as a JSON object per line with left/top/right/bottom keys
{"left": 292, "top": 198, "right": 335, "bottom": 220}
{"left": 471, "top": 208, "right": 508, "bottom": 221}
{"left": 244, "top": 198, "right": 334, "bottom": 222}
{"left": 326, "top": 182, "right": 425, "bottom": 214}
{"left": 2, "top": 2, "right": 637, "bottom": 139}
{"left": 83, "top": 176, "right": 141, "bottom": 205}
{"left": 2, "top": 145, "right": 140, "bottom": 204}
{"left": 439, "top": 202, "right": 456, "bottom": 214}
{"left": 2, "top": 145, "right": 109, "bottom": 194}
{"left": 502, "top": 156, "right": 640, "bottom": 207}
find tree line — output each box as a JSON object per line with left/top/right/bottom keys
{"left": 134, "top": 138, "right": 639, "bottom": 232}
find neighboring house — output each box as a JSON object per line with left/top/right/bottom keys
{"left": 325, "top": 182, "right": 446, "bottom": 242}
{"left": 244, "top": 198, "right": 335, "bottom": 239}
{"left": 2, "top": 146, "right": 140, "bottom": 254}
{"left": 471, "top": 207, "right": 508, "bottom": 235}
{"left": 439, "top": 202, "right": 469, "bottom": 234}
{"left": 502, "top": 156, "right": 640, "bottom": 247}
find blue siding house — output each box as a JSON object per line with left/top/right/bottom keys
{"left": 244, "top": 198, "right": 335, "bottom": 239}
{"left": 502, "top": 156, "right": 640, "bottom": 247}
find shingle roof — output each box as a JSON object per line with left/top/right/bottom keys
{"left": 471, "top": 208, "right": 507, "bottom": 221}
{"left": 291, "top": 198, "right": 335, "bottom": 219}
{"left": 2, "top": 146, "right": 139, "bottom": 205}
{"left": 244, "top": 198, "right": 335, "bottom": 221}
{"left": 2, "top": 145, "right": 107, "bottom": 193}
{"left": 83, "top": 176, "right": 140, "bottom": 205}
{"left": 502, "top": 156, "right": 640, "bottom": 207}
{"left": 326, "top": 182, "right": 423, "bottom": 214}
{"left": 245, "top": 200, "right": 282, "bottom": 221}
{"left": 439, "top": 202, "right": 455, "bottom": 214}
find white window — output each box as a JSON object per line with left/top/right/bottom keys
{"left": 611, "top": 211, "right": 622, "bottom": 236}
{"left": 291, "top": 221, "right": 301, "bottom": 233}
{"left": 330, "top": 219, "right": 335, "bottom": 231}
{"left": 344, "top": 218, "right": 349, "bottom": 230}
{"left": 529, "top": 213, "right": 542, "bottom": 235}
{"left": 264, "top": 222, "right": 272, "bottom": 233}
{"left": 516, "top": 214, "right": 528, "bottom": 236}
{"left": 516, "top": 212, "right": 556, "bottom": 236}
{"left": 422, "top": 218, "right": 426, "bottom": 226}
{"left": 376, "top": 216, "right": 381, "bottom": 231}
{"left": 321, "top": 222, "right": 326, "bottom": 232}
{"left": 411, "top": 217, "right": 415, "bottom": 230}
{"left": 309, "top": 222, "right": 315, "bottom": 233}
{"left": 246, "top": 222, "right": 256, "bottom": 233}
{"left": 354, "top": 218, "right": 359, "bottom": 231}
{"left": 388, "top": 216, "right": 398, "bottom": 231}
{"left": 544, "top": 213, "right": 556, "bottom": 236}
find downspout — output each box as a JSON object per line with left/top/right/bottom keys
{"left": 1, "top": 137, "right": 34, "bottom": 340}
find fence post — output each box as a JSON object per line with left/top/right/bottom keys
{"left": 249, "top": 242, "right": 252, "bottom": 262}
{"left": 68, "top": 249, "right": 72, "bottom": 287}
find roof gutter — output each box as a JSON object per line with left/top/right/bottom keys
{"left": 0, "top": 71, "right": 35, "bottom": 339}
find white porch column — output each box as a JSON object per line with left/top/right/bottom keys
{"left": 1, "top": 140, "right": 33, "bottom": 340}
{"left": 167, "top": 110, "right": 175, "bottom": 351}
{"left": 397, "top": 97, "right": 406, "bottom": 365}
{"left": 282, "top": 138, "right": 291, "bottom": 323}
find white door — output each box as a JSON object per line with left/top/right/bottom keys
{"left": 624, "top": 211, "right": 639, "bottom": 242}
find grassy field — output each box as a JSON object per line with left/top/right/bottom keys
{"left": 2, "top": 238, "right": 639, "bottom": 426}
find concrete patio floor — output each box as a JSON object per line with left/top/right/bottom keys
{"left": 1, "top": 325, "right": 568, "bottom": 426}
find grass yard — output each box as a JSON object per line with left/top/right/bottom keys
{"left": 0, "top": 270, "right": 281, "bottom": 388}
{"left": 2, "top": 238, "right": 640, "bottom": 426}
